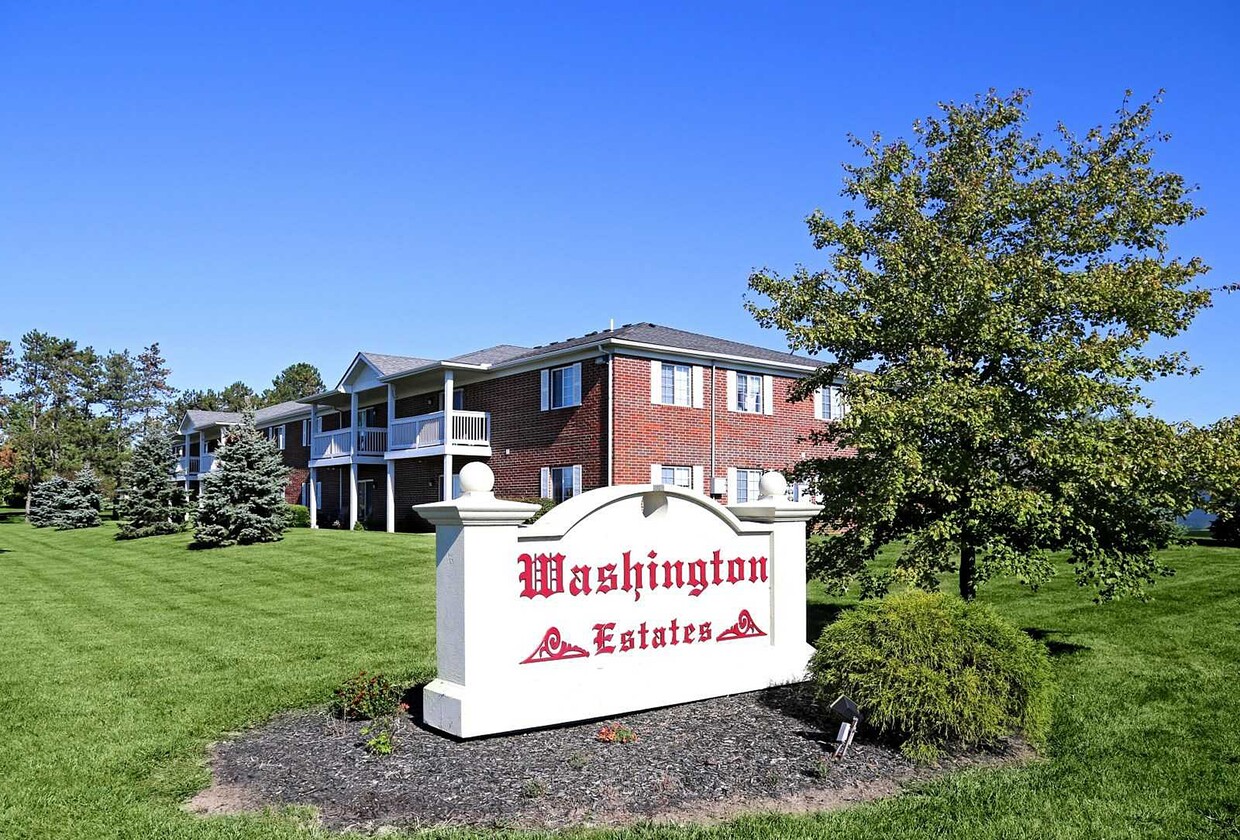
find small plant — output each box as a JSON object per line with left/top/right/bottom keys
{"left": 520, "top": 779, "right": 548, "bottom": 799}
{"left": 596, "top": 723, "right": 638, "bottom": 744}
{"left": 362, "top": 723, "right": 394, "bottom": 755}
{"left": 807, "top": 757, "right": 830, "bottom": 781}
{"left": 810, "top": 590, "right": 1054, "bottom": 762}
{"left": 566, "top": 752, "right": 589, "bottom": 770}
{"left": 353, "top": 521, "right": 366, "bottom": 531}
{"left": 510, "top": 497, "right": 556, "bottom": 523}
{"left": 330, "top": 671, "right": 403, "bottom": 720}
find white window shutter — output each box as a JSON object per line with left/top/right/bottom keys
{"left": 650, "top": 464, "right": 662, "bottom": 484}
{"left": 763, "top": 375, "right": 775, "bottom": 415}
{"left": 692, "top": 465, "right": 704, "bottom": 493}
{"left": 650, "top": 360, "right": 662, "bottom": 404}
{"left": 726, "top": 467, "right": 737, "bottom": 503}
{"left": 692, "top": 366, "right": 704, "bottom": 408}
{"left": 540, "top": 467, "right": 551, "bottom": 499}
{"left": 834, "top": 386, "right": 847, "bottom": 418}
{"left": 572, "top": 363, "right": 582, "bottom": 406}
{"left": 315, "top": 481, "right": 322, "bottom": 509}
{"left": 813, "top": 387, "right": 823, "bottom": 420}
{"left": 572, "top": 464, "right": 582, "bottom": 496}
{"left": 540, "top": 369, "right": 550, "bottom": 411}
{"left": 726, "top": 370, "right": 737, "bottom": 412}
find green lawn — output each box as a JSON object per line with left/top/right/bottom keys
{"left": 0, "top": 519, "right": 1237, "bottom": 839}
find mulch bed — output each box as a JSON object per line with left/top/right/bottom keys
{"left": 193, "top": 684, "right": 1027, "bottom": 832}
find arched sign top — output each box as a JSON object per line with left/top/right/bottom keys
{"left": 521, "top": 484, "right": 759, "bottom": 541}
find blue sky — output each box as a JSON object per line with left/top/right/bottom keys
{"left": 1, "top": 2, "right": 1236, "bottom": 422}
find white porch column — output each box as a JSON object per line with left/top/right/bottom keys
{"left": 348, "top": 462, "right": 359, "bottom": 530}
{"left": 387, "top": 384, "right": 396, "bottom": 430}
{"left": 308, "top": 466, "right": 318, "bottom": 529}
{"left": 310, "top": 404, "right": 318, "bottom": 459}
{"left": 350, "top": 391, "right": 359, "bottom": 451}
{"left": 183, "top": 433, "right": 191, "bottom": 473}
{"left": 442, "top": 370, "right": 455, "bottom": 501}
{"left": 385, "top": 460, "right": 396, "bottom": 533}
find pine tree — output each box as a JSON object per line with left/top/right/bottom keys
{"left": 118, "top": 428, "right": 188, "bottom": 539}
{"left": 27, "top": 476, "right": 67, "bottom": 527}
{"left": 193, "top": 410, "right": 290, "bottom": 548}
{"left": 53, "top": 467, "right": 102, "bottom": 530}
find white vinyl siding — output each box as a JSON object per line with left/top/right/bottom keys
{"left": 542, "top": 363, "right": 582, "bottom": 410}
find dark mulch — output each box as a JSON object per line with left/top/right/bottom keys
{"left": 196, "top": 684, "right": 1027, "bottom": 832}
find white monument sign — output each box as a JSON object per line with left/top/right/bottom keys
{"left": 415, "top": 462, "right": 822, "bottom": 738}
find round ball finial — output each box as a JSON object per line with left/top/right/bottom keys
{"left": 758, "top": 471, "right": 787, "bottom": 500}
{"left": 458, "top": 462, "right": 495, "bottom": 495}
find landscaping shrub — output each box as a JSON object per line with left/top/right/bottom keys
{"left": 26, "top": 476, "right": 68, "bottom": 527}
{"left": 330, "top": 671, "right": 402, "bottom": 720}
{"left": 809, "top": 590, "right": 1053, "bottom": 762}
{"left": 28, "top": 471, "right": 101, "bottom": 530}
{"left": 286, "top": 504, "right": 311, "bottom": 528}
{"left": 511, "top": 497, "right": 556, "bottom": 523}
{"left": 1209, "top": 510, "right": 1239, "bottom": 546}
{"left": 117, "top": 429, "right": 188, "bottom": 540}
{"left": 193, "top": 411, "right": 290, "bottom": 548}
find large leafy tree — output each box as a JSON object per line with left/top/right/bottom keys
{"left": 1195, "top": 415, "right": 1240, "bottom": 545}
{"left": 261, "top": 362, "right": 324, "bottom": 407}
{"left": 167, "top": 381, "right": 258, "bottom": 425}
{"left": 748, "top": 90, "right": 1211, "bottom": 601}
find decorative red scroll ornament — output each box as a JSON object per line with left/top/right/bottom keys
{"left": 715, "top": 609, "right": 768, "bottom": 642}
{"left": 520, "top": 627, "right": 591, "bottom": 664}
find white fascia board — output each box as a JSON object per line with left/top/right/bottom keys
{"left": 377, "top": 360, "right": 489, "bottom": 384}
{"left": 477, "top": 346, "right": 610, "bottom": 379}
{"left": 606, "top": 340, "right": 824, "bottom": 376}
{"left": 297, "top": 388, "right": 346, "bottom": 405}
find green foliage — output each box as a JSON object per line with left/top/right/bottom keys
{"left": 511, "top": 496, "right": 556, "bottom": 523}
{"left": 1194, "top": 415, "right": 1240, "bottom": 546}
{"left": 330, "top": 671, "right": 402, "bottom": 721}
{"left": 192, "top": 411, "right": 290, "bottom": 548}
{"left": 260, "top": 363, "right": 324, "bottom": 407}
{"left": 748, "top": 90, "right": 1210, "bottom": 601}
{"left": 28, "top": 471, "right": 101, "bottom": 530}
{"left": 285, "top": 504, "right": 311, "bottom": 528}
{"left": 166, "top": 381, "right": 257, "bottom": 426}
{"left": 117, "top": 428, "right": 188, "bottom": 540}
{"left": 810, "top": 590, "right": 1053, "bottom": 761}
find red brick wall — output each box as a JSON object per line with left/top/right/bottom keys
{"left": 468, "top": 361, "right": 608, "bottom": 499}
{"left": 258, "top": 418, "right": 312, "bottom": 505}
{"left": 611, "top": 355, "right": 844, "bottom": 503}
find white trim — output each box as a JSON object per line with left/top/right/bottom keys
{"left": 650, "top": 463, "right": 662, "bottom": 483}
{"left": 763, "top": 375, "right": 774, "bottom": 415}
{"left": 539, "top": 369, "right": 550, "bottom": 412}
{"left": 650, "top": 360, "right": 662, "bottom": 404}
{"left": 692, "top": 464, "right": 704, "bottom": 493}
{"left": 726, "top": 467, "right": 737, "bottom": 502}
{"left": 813, "top": 387, "right": 824, "bottom": 419}
{"left": 726, "top": 370, "right": 737, "bottom": 412}
{"left": 692, "top": 366, "right": 704, "bottom": 409}
{"left": 539, "top": 466, "right": 551, "bottom": 499}
{"left": 572, "top": 464, "right": 582, "bottom": 497}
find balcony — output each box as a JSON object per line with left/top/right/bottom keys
{"left": 175, "top": 454, "right": 216, "bottom": 477}
{"left": 389, "top": 410, "right": 490, "bottom": 454}
{"left": 311, "top": 427, "right": 388, "bottom": 460}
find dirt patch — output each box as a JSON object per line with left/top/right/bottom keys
{"left": 191, "top": 685, "right": 1031, "bottom": 832}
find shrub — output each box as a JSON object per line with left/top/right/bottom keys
{"left": 118, "top": 430, "right": 188, "bottom": 540}
{"left": 330, "top": 671, "right": 402, "bottom": 721}
{"left": 286, "top": 504, "right": 311, "bottom": 528}
{"left": 511, "top": 497, "right": 556, "bottom": 523}
{"left": 809, "top": 590, "right": 1053, "bottom": 761}
{"left": 193, "top": 411, "right": 290, "bottom": 548}
{"left": 1209, "top": 509, "right": 1239, "bottom": 546}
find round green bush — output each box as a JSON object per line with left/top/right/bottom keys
{"left": 810, "top": 590, "right": 1053, "bottom": 761}
{"left": 286, "top": 504, "right": 311, "bottom": 528}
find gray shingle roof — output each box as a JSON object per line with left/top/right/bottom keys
{"left": 501, "top": 323, "right": 825, "bottom": 368}
{"left": 182, "top": 400, "right": 309, "bottom": 432}
{"left": 359, "top": 351, "right": 437, "bottom": 377}
{"left": 448, "top": 344, "right": 532, "bottom": 366}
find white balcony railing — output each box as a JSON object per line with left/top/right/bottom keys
{"left": 176, "top": 454, "right": 216, "bottom": 476}
{"left": 389, "top": 410, "right": 490, "bottom": 452}
{"left": 311, "top": 426, "right": 388, "bottom": 460}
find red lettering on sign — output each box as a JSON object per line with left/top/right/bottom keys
{"left": 727, "top": 556, "right": 745, "bottom": 584}
{"left": 597, "top": 563, "right": 618, "bottom": 594}
{"left": 699, "top": 621, "right": 712, "bottom": 641}
{"left": 593, "top": 622, "right": 616, "bottom": 654}
{"left": 518, "top": 552, "right": 565, "bottom": 599}
{"left": 687, "top": 559, "right": 707, "bottom": 596}
{"left": 570, "top": 565, "right": 592, "bottom": 596}
{"left": 711, "top": 550, "right": 724, "bottom": 585}
{"left": 749, "top": 555, "right": 769, "bottom": 583}
{"left": 620, "top": 630, "right": 635, "bottom": 651}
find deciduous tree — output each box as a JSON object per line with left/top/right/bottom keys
{"left": 748, "top": 90, "right": 1211, "bottom": 601}
{"left": 261, "top": 362, "right": 324, "bottom": 407}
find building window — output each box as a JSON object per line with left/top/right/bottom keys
{"left": 735, "top": 373, "right": 763, "bottom": 413}
{"left": 661, "top": 363, "right": 691, "bottom": 406}
{"left": 818, "top": 384, "right": 849, "bottom": 420}
{"left": 734, "top": 468, "right": 762, "bottom": 503}
{"left": 542, "top": 465, "right": 581, "bottom": 503}
{"left": 550, "top": 364, "right": 581, "bottom": 409}
{"left": 267, "top": 426, "right": 286, "bottom": 449}
{"left": 661, "top": 466, "right": 693, "bottom": 488}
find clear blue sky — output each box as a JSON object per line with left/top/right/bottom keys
{"left": 1, "top": 2, "right": 1236, "bottom": 422}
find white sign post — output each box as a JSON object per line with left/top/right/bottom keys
{"left": 415, "top": 462, "right": 822, "bottom": 738}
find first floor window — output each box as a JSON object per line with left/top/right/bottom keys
{"left": 735, "top": 373, "right": 763, "bottom": 413}
{"left": 542, "top": 465, "right": 581, "bottom": 503}
{"left": 661, "top": 465, "right": 692, "bottom": 488}
{"left": 734, "top": 468, "right": 762, "bottom": 503}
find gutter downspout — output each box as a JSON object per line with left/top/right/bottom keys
{"left": 710, "top": 361, "right": 717, "bottom": 492}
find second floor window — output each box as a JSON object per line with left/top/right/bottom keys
{"left": 550, "top": 364, "right": 581, "bottom": 409}
{"left": 735, "top": 373, "right": 763, "bottom": 413}
{"left": 817, "top": 384, "right": 849, "bottom": 420}
{"left": 661, "top": 363, "right": 691, "bottom": 406}
{"left": 267, "top": 426, "right": 286, "bottom": 449}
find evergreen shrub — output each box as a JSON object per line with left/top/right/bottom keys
{"left": 286, "top": 504, "right": 311, "bottom": 528}
{"left": 117, "top": 429, "right": 188, "bottom": 540}
{"left": 193, "top": 411, "right": 290, "bottom": 548}
{"left": 809, "top": 590, "right": 1053, "bottom": 762}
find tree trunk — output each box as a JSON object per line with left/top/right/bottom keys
{"left": 959, "top": 539, "right": 977, "bottom": 601}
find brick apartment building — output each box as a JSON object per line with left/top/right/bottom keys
{"left": 175, "top": 323, "right": 849, "bottom": 532}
